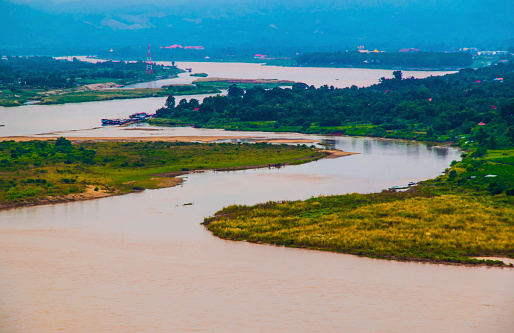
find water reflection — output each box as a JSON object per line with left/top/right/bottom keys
{"left": 320, "top": 139, "right": 336, "bottom": 149}
{"left": 363, "top": 139, "right": 372, "bottom": 153}
{"left": 434, "top": 146, "right": 449, "bottom": 158}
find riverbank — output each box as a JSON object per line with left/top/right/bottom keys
{"left": 192, "top": 77, "right": 296, "bottom": 89}
{"left": 0, "top": 56, "right": 188, "bottom": 106}
{"left": 0, "top": 137, "right": 355, "bottom": 211}
{"left": 1, "top": 135, "right": 322, "bottom": 144}
{"left": 2, "top": 85, "right": 219, "bottom": 107}
{"left": 203, "top": 148, "right": 514, "bottom": 267}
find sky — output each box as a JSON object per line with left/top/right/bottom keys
{"left": 1, "top": 0, "right": 513, "bottom": 53}
{"left": 5, "top": 0, "right": 483, "bottom": 11}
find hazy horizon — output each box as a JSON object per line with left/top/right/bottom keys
{"left": 2, "top": 0, "right": 513, "bottom": 55}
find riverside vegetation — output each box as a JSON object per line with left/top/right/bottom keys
{"left": 154, "top": 62, "right": 514, "bottom": 147}
{"left": 204, "top": 148, "right": 514, "bottom": 266}
{"left": 0, "top": 138, "right": 327, "bottom": 209}
{"left": 0, "top": 56, "right": 207, "bottom": 106}
{"left": 296, "top": 50, "right": 474, "bottom": 70}
{"left": 175, "top": 61, "right": 514, "bottom": 266}
{"left": 35, "top": 84, "right": 220, "bottom": 105}
{"left": 0, "top": 57, "right": 295, "bottom": 107}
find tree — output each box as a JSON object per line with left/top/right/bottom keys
{"left": 393, "top": 70, "right": 403, "bottom": 80}
{"left": 55, "top": 137, "right": 71, "bottom": 147}
{"left": 292, "top": 82, "right": 309, "bottom": 90}
{"left": 500, "top": 103, "right": 514, "bottom": 126}
{"left": 228, "top": 84, "right": 244, "bottom": 97}
{"left": 165, "top": 95, "right": 175, "bottom": 109}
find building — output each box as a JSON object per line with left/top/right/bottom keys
{"left": 399, "top": 48, "right": 420, "bottom": 53}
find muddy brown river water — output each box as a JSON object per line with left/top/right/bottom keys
{"left": 0, "top": 63, "right": 512, "bottom": 332}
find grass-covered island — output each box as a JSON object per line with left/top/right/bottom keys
{"left": 36, "top": 84, "right": 220, "bottom": 105}
{"left": 178, "top": 61, "right": 514, "bottom": 267}
{"left": 0, "top": 138, "right": 328, "bottom": 210}
{"left": 204, "top": 148, "right": 514, "bottom": 266}
{"left": 192, "top": 77, "right": 296, "bottom": 90}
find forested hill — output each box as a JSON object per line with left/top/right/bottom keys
{"left": 156, "top": 62, "right": 514, "bottom": 148}
{"left": 296, "top": 51, "right": 474, "bottom": 69}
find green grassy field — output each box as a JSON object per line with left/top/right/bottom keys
{"left": 0, "top": 139, "right": 327, "bottom": 208}
{"left": 192, "top": 78, "right": 295, "bottom": 90}
{"left": 204, "top": 149, "right": 514, "bottom": 266}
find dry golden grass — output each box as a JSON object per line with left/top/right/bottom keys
{"left": 206, "top": 194, "right": 514, "bottom": 265}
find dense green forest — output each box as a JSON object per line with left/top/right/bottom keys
{"left": 296, "top": 51, "right": 474, "bottom": 69}
{"left": 0, "top": 56, "right": 181, "bottom": 89}
{"left": 155, "top": 62, "right": 514, "bottom": 148}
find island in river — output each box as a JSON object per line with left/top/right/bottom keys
{"left": 151, "top": 61, "right": 514, "bottom": 267}
{"left": 0, "top": 137, "right": 341, "bottom": 210}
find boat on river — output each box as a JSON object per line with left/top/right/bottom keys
{"left": 101, "top": 118, "right": 129, "bottom": 125}
{"left": 129, "top": 112, "right": 154, "bottom": 120}
{"left": 102, "top": 112, "right": 155, "bottom": 125}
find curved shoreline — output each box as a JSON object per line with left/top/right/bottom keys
{"left": 0, "top": 136, "right": 356, "bottom": 211}
{"left": 1, "top": 135, "right": 320, "bottom": 144}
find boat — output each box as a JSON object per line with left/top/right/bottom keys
{"left": 101, "top": 118, "right": 129, "bottom": 126}
{"left": 102, "top": 119, "right": 119, "bottom": 125}
{"left": 102, "top": 113, "right": 155, "bottom": 126}
{"left": 129, "top": 112, "right": 154, "bottom": 120}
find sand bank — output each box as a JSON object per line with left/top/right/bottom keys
{"left": 1, "top": 135, "right": 323, "bottom": 145}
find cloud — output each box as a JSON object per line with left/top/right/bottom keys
{"left": 100, "top": 17, "right": 155, "bottom": 30}
{"left": 183, "top": 18, "right": 203, "bottom": 24}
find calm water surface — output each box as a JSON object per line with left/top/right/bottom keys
{"left": 68, "top": 57, "right": 453, "bottom": 90}
{"left": 0, "top": 93, "right": 218, "bottom": 137}
{"left": 126, "top": 61, "right": 453, "bottom": 89}
{"left": 0, "top": 65, "right": 512, "bottom": 332}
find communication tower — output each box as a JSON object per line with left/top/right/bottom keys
{"left": 146, "top": 44, "right": 153, "bottom": 74}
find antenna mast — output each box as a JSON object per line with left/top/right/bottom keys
{"left": 146, "top": 44, "right": 153, "bottom": 74}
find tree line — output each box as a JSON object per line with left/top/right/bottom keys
{"left": 0, "top": 56, "right": 177, "bottom": 89}
{"left": 296, "top": 51, "right": 473, "bottom": 69}
{"left": 155, "top": 61, "right": 514, "bottom": 148}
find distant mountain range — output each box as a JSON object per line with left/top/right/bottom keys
{"left": 1, "top": 0, "right": 513, "bottom": 56}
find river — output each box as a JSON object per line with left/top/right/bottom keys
{"left": 0, "top": 63, "right": 512, "bottom": 332}
{"left": 68, "top": 56, "right": 454, "bottom": 89}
